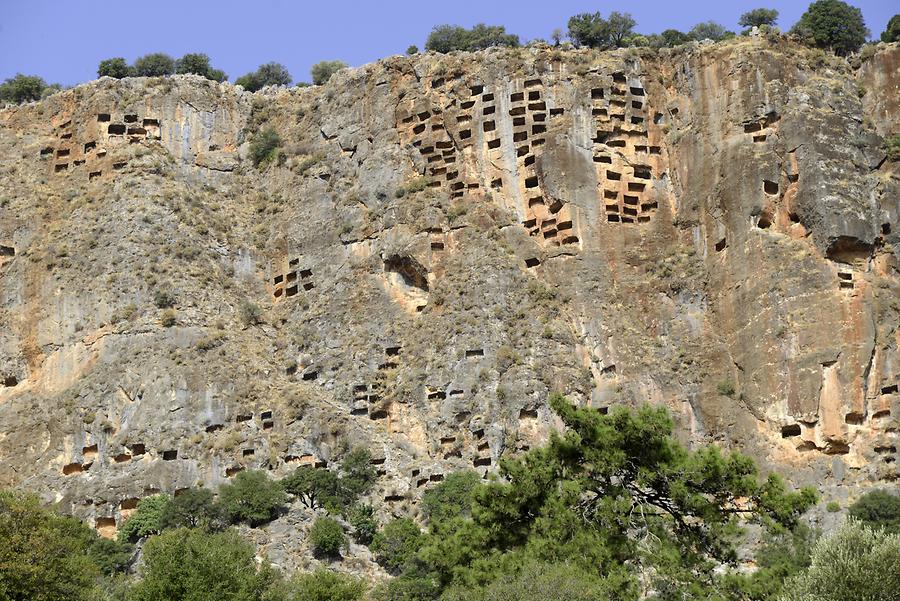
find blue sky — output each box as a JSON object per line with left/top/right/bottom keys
{"left": 1, "top": 1, "right": 895, "bottom": 86}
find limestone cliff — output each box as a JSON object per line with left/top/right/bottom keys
{"left": 0, "top": 36, "right": 897, "bottom": 563}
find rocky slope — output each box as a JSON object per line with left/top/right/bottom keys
{"left": 0, "top": 35, "right": 898, "bottom": 568}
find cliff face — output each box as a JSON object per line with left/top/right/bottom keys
{"left": 0, "top": 37, "right": 897, "bottom": 553}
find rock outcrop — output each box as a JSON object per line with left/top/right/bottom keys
{"left": 0, "top": 37, "right": 897, "bottom": 566}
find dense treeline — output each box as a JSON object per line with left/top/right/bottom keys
{"left": 2, "top": 396, "right": 899, "bottom": 600}
{"left": 2, "top": 2, "right": 896, "bottom": 106}
{"left": 97, "top": 52, "right": 227, "bottom": 81}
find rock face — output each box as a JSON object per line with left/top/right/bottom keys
{"left": 0, "top": 38, "right": 898, "bottom": 559}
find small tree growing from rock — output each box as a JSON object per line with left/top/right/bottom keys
{"left": 218, "top": 470, "right": 287, "bottom": 527}
{"left": 311, "top": 60, "right": 349, "bottom": 85}
{"left": 131, "top": 53, "right": 175, "bottom": 77}
{"left": 310, "top": 517, "right": 347, "bottom": 558}
{"left": 97, "top": 58, "right": 130, "bottom": 79}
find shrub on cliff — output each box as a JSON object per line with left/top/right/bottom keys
{"left": 883, "top": 135, "right": 900, "bottom": 162}
{"left": 0, "top": 73, "right": 51, "bottom": 104}
{"left": 425, "top": 24, "right": 520, "bottom": 53}
{"left": 132, "top": 53, "right": 176, "bottom": 77}
{"left": 347, "top": 504, "right": 377, "bottom": 545}
{"left": 128, "top": 528, "right": 279, "bottom": 601}
{"left": 159, "top": 487, "right": 225, "bottom": 531}
{"left": 218, "top": 470, "right": 287, "bottom": 527}
{"left": 309, "top": 517, "right": 347, "bottom": 558}
{"left": 848, "top": 489, "right": 900, "bottom": 533}
{"left": 779, "top": 520, "right": 900, "bottom": 601}
{"left": 310, "top": 60, "right": 348, "bottom": 85}
{"left": 249, "top": 129, "right": 283, "bottom": 168}
{"left": 791, "top": 0, "right": 869, "bottom": 56}
{"left": 338, "top": 448, "right": 376, "bottom": 501}
{"left": 235, "top": 62, "right": 292, "bottom": 92}
{"left": 420, "top": 470, "right": 478, "bottom": 525}
{"left": 118, "top": 494, "right": 171, "bottom": 542}
{"left": 370, "top": 518, "right": 422, "bottom": 574}
{"left": 280, "top": 569, "right": 365, "bottom": 601}
{"left": 97, "top": 57, "right": 130, "bottom": 79}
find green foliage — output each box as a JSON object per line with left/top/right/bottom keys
{"left": 235, "top": 62, "right": 292, "bottom": 92}
{"left": 118, "top": 494, "right": 171, "bottom": 543}
{"left": 175, "top": 53, "right": 227, "bottom": 81}
{"left": 791, "top": 0, "right": 869, "bottom": 56}
{"left": 421, "top": 470, "right": 479, "bottom": 525}
{"left": 88, "top": 537, "right": 134, "bottom": 576}
{"left": 649, "top": 29, "right": 692, "bottom": 48}
{"left": 311, "top": 60, "right": 349, "bottom": 86}
{"left": 406, "top": 45, "right": 419, "bottom": 55}
{"left": 282, "top": 466, "right": 342, "bottom": 511}
{"left": 780, "top": 519, "right": 900, "bottom": 601}
{"left": 425, "top": 24, "right": 520, "bottom": 53}
{"left": 153, "top": 289, "right": 175, "bottom": 309}
{"left": 567, "top": 11, "right": 636, "bottom": 49}
{"left": 826, "top": 500, "right": 840, "bottom": 512}
{"left": 347, "top": 504, "right": 377, "bottom": 545}
{"left": 249, "top": 129, "right": 283, "bottom": 168}
{"left": 848, "top": 489, "right": 900, "bottom": 533}
{"left": 128, "top": 528, "right": 279, "bottom": 601}
{"left": 883, "top": 135, "right": 900, "bottom": 162}
{"left": 395, "top": 177, "right": 429, "bottom": 198}
{"left": 0, "top": 74, "right": 51, "bottom": 104}
{"left": 717, "top": 380, "right": 736, "bottom": 396}
{"left": 160, "top": 488, "right": 225, "bottom": 531}
{"left": 339, "top": 448, "right": 377, "bottom": 501}
{"left": 160, "top": 309, "right": 177, "bottom": 327}
{"left": 383, "top": 395, "right": 815, "bottom": 598}
{"left": 0, "top": 490, "right": 102, "bottom": 601}
{"left": 282, "top": 449, "right": 375, "bottom": 513}
{"left": 720, "top": 524, "right": 816, "bottom": 600}
{"left": 280, "top": 569, "right": 365, "bottom": 601}
{"left": 239, "top": 300, "right": 263, "bottom": 325}
{"left": 739, "top": 9, "right": 780, "bottom": 29}
{"left": 882, "top": 14, "right": 900, "bottom": 42}
{"left": 309, "top": 517, "right": 347, "bottom": 558}
{"left": 442, "top": 559, "right": 614, "bottom": 601}
{"left": 218, "top": 470, "right": 287, "bottom": 527}
{"left": 98, "top": 58, "right": 130, "bottom": 79}
{"left": 132, "top": 53, "right": 175, "bottom": 77}
{"left": 689, "top": 21, "right": 734, "bottom": 42}
{"left": 370, "top": 518, "right": 422, "bottom": 574}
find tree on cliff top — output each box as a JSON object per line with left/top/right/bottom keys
{"left": 310, "top": 60, "right": 349, "bottom": 85}
{"left": 235, "top": 62, "right": 292, "bottom": 92}
{"left": 425, "top": 24, "right": 520, "bottom": 53}
{"left": 131, "top": 53, "right": 175, "bottom": 77}
{"left": 567, "top": 11, "right": 636, "bottom": 49}
{"left": 882, "top": 14, "right": 900, "bottom": 43}
{"left": 98, "top": 57, "right": 130, "bottom": 79}
{"left": 0, "top": 74, "right": 54, "bottom": 104}
{"left": 175, "top": 53, "right": 227, "bottom": 82}
{"left": 739, "top": 8, "right": 780, "bottom": 29}
{"left": 791, "top": 0, "right": 869, "bottom": 55}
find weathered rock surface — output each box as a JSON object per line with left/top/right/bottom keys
{"left": 0, "top": 37, "right": 898, "bottom": 569}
